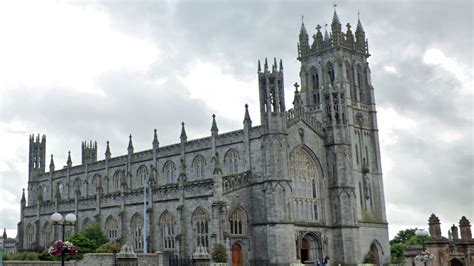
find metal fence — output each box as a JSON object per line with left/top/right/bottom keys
{"left": 168, "top": 255, "right": 195, "bottom": 266}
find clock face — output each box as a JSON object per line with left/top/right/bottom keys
{"left": 356, "top": 112, "right": 364, "bottom": 126}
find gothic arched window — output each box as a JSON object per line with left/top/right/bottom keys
{"left": 42, "top": 222, "right": 52, "bottom": 247}
{"left": 137, "top": 165, "right": 148, "bottom": 187}
{"left": 225, "top": 150, "right": 239, "bottom": 173}
{"left": 73, "top": 178, "right": 81, "bottom": 196}
{"left": 25, "top": 223, "right": 34, "bottom": 249}
{"left": 193, "top": 208, "right": 209, "bottom": 250}
{"left": 229, "top": 208, "right": 245, "bottom": 235}
{"left": 164, "top": 161, "right": 177, "bottom": 183}
{"left": 58, "top": 182, "right": 64, "bottom": 199}
{"left": 131, "top": 213, "right": 144, "bottom": 251}
{"left": 105, "top": 216, "right": 119, "bottom": 242}
{"left": 162, "top": 212, "right": 175, "bottom": 250}
{"left": 290, "top": 148, "right": 319, "bottom": 221}
{"left": 113, "top": 170, "right": 122, "bottom": 191}
{"left": 82, "top": 218, "right": 90, "bottom": 230}
{"left": 194, "top": 156, "right": 206, "bottom": 178}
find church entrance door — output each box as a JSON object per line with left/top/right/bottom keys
{"left": 300, "top": 238, "right": 310, "bottom": 263}
{"left": 232, "top": 243, "right": 242, "bottom": 266}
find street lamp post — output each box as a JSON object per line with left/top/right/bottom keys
{"left": 415, "top": 228, "right": 430, "bottom": 266}
{"left": 51, "top": 212, "right": 77, "bottom": 266}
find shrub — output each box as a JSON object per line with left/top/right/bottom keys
{"left": 211, "top": 243, "right": 227, "bottom": 263}
{"left": 96, "top": 242, "right": 121, "bottom": 253}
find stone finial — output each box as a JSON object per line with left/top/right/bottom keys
{"left": 264, "top": 58, "right": 268, "bottom": 72}
{"left": 243, "top": 104, "right": 252, "bottom": 126}
{"left": 459, "top": 216, "right": 472, "bottom": 240}
{"left": 152, "top": 129, "right": 159, "bottom": 149}
{"left": 3, "top": 228, "right": 7, "bottom": 239}
{"left": 451, "top": 224, "right": 459, "bottom": 240}
{"left": 21, "top": 188, "right": 26, "bottom": 204}
{"left": 67, "top": 151, "right": 72, "bottom": 167}
{"left": 49, "top": 154, "right": 55, "bottom": 172}
{"left": 211, "top": 114, "right": 218, "bottom": 137}
{"left": 180, "top": 122, "right": 187, "bottom": 142}
{"left": 105, "top": 141, "right": 111, "bottom": 158}
{"left": 279, "top": 59, "right": 283, "bottom": 71}
{"left": 127, "top": 134, "right": 134, "bottom": 154}
{"left": 428, "top": 213, "right": 442, "bottom": 239}
{"left": 258, "top": 60, "right": 261, "bottom": 73}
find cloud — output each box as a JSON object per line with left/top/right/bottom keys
{"left": 0, "top": 0, "right": 472, "bottom": 240}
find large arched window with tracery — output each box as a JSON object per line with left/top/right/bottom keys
{"left": 161, "top": 212, "right": 175, "bottom": 250}
{"left": 193, "top": 208, "right": 209, "bottom": 250}
{"left": 25, "top": 223, "right": 34, "bottom": 249}
{"left": 289, "top": 148, "right": 319, "bottom": 221}
{"left": 229, "top": 208, "right": 245, "bottom": 235}
{"left": 42, "top": 222, "right": 52, "bottom": 247}
{"left": 131, "top": 213, "right": 144, "bottom": 251}
{"left": 105, "top": 216, "right": 119, "bottom": 242}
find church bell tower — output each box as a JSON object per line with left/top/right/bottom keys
{"left": 297, "top": 10, "right": 388, "bottom": 264}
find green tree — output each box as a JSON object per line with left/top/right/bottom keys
{"left": 390, "top": 228, "right": 416, "bottom": 245}
{"left": 66, "top": 223, "right": 108, "bottom": 260}
{"left": 211, "top": 244, "right": 228, "bottom": 263}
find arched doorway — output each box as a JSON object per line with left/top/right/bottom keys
{"left": 301, "top": 238, "right": 310, "bottom": 262}
{"left": 232, "top": 243, "right": 242, "bottom": 266}
{"left": 364, "top": 243, "right": 380, "bottom": 265}
{"left": 300, "top": 234, "right": 322, "bottom": 263}
{"left": 451, "top": 258, "right": 464, "bottom": 266}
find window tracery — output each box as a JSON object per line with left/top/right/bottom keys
{"left": 226, "top": 150, "right": 239, "bottom": 173}
{"left": 162, "top": 212, "right": 175, "bottom": 250}
{"left": 164, "top": 161, "right": 177, "bottom": 182}
{"left": 194, "top": 156, "right": 205, "bottom": 178}
{"left": 131, "top": 214, "right": 144, "bottom": 251}
{"left": 105, "top": 216, "right": 119, "bottom": 242}
{"left": 229, "top": 208, "right": 245, "bottom": 235}
{"left": 193, "top": 209, "right": 209, "bottom": 249}
{"left": 290, "top": 148, "right": 319, "bottom": 221}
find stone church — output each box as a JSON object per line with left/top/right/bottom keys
{"left": 18, "top": 10, "right": 390, "bottom": 265}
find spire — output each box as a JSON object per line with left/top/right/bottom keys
{"left": 180, "top": 122, "right": 187, "bottom": 142}
{"left": 152, "top": 129, "right": 159, "bottom": 149}
{"left": 324, "top": 24, "right": 329, "bottom": 41}
{"left": 105, "top": 141, "right": 111, "bottom": 158}
{"left": 243, "top": 104, "right": 252, "bottom": 125}
{"left": 279, "top": 59, "right": 283, "bottom": 71}
{"left": 211, "top": 114, "right": 218, "bottom": 137}
{"left": 331, "top": 9, "right": 341, "bottom": 27}
{"left": 355, "top": 13, "right": 366, "bottom": 47}
{"left": 298, "top": 16, "right": 310, "bottom": 56}
{"left": 264, "top": 58, "right": 268, "bottom": 72}
{"left": 2, "top": 228, "right": 6, "bottom": 239}
{"left": 258, "top": 60, "right": 261, "bottom": 73}
{"left": 127, "top": 134, "right": 134, "bottom": 153}
{"left": 49, "top": 154, "right": 55, "bottom": 171}
{"left": 67, "top": 151, "right": 72, "bottom": 167}
{"left": 21, "top": 188, "right": 26, "bottom": 204}
{"left": 272, "top": 57, "right": 277, "bottom": 72}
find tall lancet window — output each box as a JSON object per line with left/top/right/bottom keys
{"left": 229, "top": 208, "right": 245, "bottom": 235}
{"left": 327, "top": 62, "right": 335, "bottom": 86}
{"left": 290, "top": 148, "right": 319, "bottom": 221}
{"left": 193, "top": 208, "right": 209, "bottom": 250}
{"left": 162, "top": 212, "right": 175, "bottom": 250}
{"left": 164, "top": 161, "right": 177, "bottom": 183}
{"left": 137, "top": 165, "right": 148, "bottom": 187}
{"left": 131, "top": 213, "right": 144, "bottom": 251}
{"left": 105, "top": 216, "right": 119, "bottom": 242}
{"left": 225, "top": 150, "right": 239, "bottom": 173}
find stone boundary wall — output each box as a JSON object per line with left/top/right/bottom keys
{"left": 3, "top": 262, "right": 77, "bottom": 266}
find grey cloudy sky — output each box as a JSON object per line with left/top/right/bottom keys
{"left": 0, "top": 0, "right": 472, "bottom": 239}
